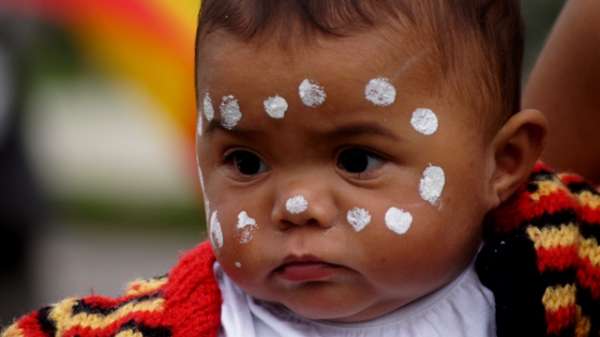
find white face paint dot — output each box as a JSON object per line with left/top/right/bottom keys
{"left": 220, "top": 95, "right": 242, "bottom": 130}
{"left": 346, "top": 208, "right": 372, "bottom": 232}
{"left": 264, "top": 95, "right": 288, "bottom": 119}
{"left": 299, "top": 79, "right": 326, "bottom": 108}
{"left": 237, "top": 211, "right": 258, "bottom": 244}
{"left": 286, "top": 195, "right": 309, "bottom": 214}
{"left": 209, "top": 211, "right": 223, "bottom": 250}
{"left": 234, "top": 262, "right": 242, "bottom": 269}
{"left": 411, "top": 108, "right": 439, "bottom": 136}
{"left": 365, "top": 78, "right": 396, "bottom": 107}
{"left": 385, "top": 207, "right": 413, "bottom": 235}
{"left": 419, "top": 165, "right": 446, "bottom": 206}
{"left": 203, "top": 92, "right": 215, "bottom": 122}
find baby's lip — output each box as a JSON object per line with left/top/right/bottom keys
{"left": 272, "top": 254, "right": 346, "bottom": 282}
{"left": 281, "top": 254, "right": 328, "bottom": 265}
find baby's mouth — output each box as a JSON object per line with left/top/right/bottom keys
{"left": 273, "top": 255, "right": 344, "bottom": 283}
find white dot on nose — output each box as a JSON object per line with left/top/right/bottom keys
{"left": 286, "top": 195, "right": 309, "bottom": 214}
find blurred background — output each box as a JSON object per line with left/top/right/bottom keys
{"left": 0, "top": 0, "right": 565, "bottom": 326}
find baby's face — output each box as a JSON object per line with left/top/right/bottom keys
{"left": 196, "top": 31, "right": 498, "bottom": 322}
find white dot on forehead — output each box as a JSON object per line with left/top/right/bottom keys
{"left": 237, "top": 211, "right": 258, "bottom": 244}
{"left": 235, "top": 262, "right": 242, "bottom": 269}
{"left": 203, "top": 92, "right": 215, "bottom": 122}
{"left": 419, "top": 165, "right": 446, "bottom": 206}
{"left": 385, "top": 207, "right": 413, "bottom": 235}
{"left": 220, "top": 95, "right": 242, "bottom": 130}
{"left": 411, "top": 108, "right": 439, "bottom": 136}
{"left": 286, "top": 195, "right": 309, "bottom": 214}
{"left": 346, "top": 208, "right": 371, "bottom": 232}
{"left": 365, "top": 78, "right": 396, "bottom": 107}
{"left": 264, "top": 95, "right": 288, "bottom": 119}
{"left": 299, "top": 79, "right": 327, "bottom": 108}
{"left": 209, "top": 211, "right": 223, "bottom": 250}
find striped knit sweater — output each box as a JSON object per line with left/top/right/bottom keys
{"left": 2, "top": 163, "right": 599, "bottom": 337}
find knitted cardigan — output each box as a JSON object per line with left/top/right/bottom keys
{"left": 2, "top": 164, "right": 599, "bottom": 337}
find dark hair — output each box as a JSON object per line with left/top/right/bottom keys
{"left": 196, "top": 0, "right": 524, "bottom": 128}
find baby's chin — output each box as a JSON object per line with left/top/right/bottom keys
{"left": 284, "top": 302, "right": 370, "bottom": 322}
{"left": 284, "top": 299, "right": 406, "bottom": 323}
{"left": 259, "top": 286, "right": 408, "bottom": 323}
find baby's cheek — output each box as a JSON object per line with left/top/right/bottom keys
{"left": 206, "top": 200, "right": 273, "bottom": 282}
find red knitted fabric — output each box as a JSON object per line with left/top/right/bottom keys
{"left": 1, "top": 242, "right": 221, "bottom": 337}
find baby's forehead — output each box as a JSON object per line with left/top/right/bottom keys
{"left": 200, "top": 36, "right": 440, "bottom": 107}
{"left": 197, "top": 28, "right": 429, "bottom": 88}
{"left": 196, "top": 31, "right": 486, "bottom": 141}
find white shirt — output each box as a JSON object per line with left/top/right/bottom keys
{"left": 215, "top": 262, "right": 495, "bottom": 337}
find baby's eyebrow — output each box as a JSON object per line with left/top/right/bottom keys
{"left": 321, "top": 122, "right": 400, "bottom": 141}
{"left": 203, "top": 118, "right": 265, "bottom": 137}
{"left": 203, "top": 119, "right": 400, "bottom": 141}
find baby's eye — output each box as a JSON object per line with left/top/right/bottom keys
{"left": 224, "top": 149, "right": 268, "bottom": 176}
{"left": 336, "top": 147, "right": 384, "bottom": 175}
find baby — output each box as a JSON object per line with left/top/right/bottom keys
{"left": 195, "top": 0, "right": 545, "bottom": 331}
{"left": 4, "top": 1, "right": 599, "bottom": 337}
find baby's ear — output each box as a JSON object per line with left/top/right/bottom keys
{"left": 490, "top": 109, "right": 548, "bottom": 203}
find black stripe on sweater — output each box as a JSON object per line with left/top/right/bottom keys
{"left": 565, "top": 181, "right": 600, "bottom": 196}
{"left": 117, "top": 320, "right": 171, "bottom": 337}
{"left": 72, "top": 293, "right": 161, "bottom": 316}
{"left": 539, "top": 270, "right": 577, "bottom": 288}
{"left": 579, "top": 222, "right": 600, "bottom": 242}
{"left": 576, "top": 286, "right": 600, "bottom": 336}
{"left": 37, "top": 306, "right": 57, "bottom": 337}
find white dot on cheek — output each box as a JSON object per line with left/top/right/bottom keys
{"left": 346, "top": 208, "right": 372, "bottom": 232}
{"left": 235, "top": 262, "right": 242, "bottom": 269}
{"left": 264, "top": 95, "right": 288, "bottom": 119}
{"left": 299, "top": 79, "right": 327, "bottom": 108}
{"left": 385, "top": 207, "right": 413, "bottom": 235}
{"left": 286, "top": 195, "right": 309, "bottom": 214}
{"left": 210, "top": 211, "right": 224, "bottom": 250}
{"left": 411, "top": 108, "right": 439, "bottom": 136}
{"left": 419, "top": 165, "right": 446, "bottom": 205}
{"left": 364, "top": 78, "right": 396, "bottom": 107}
{"left": 220, "top": 95, "right": 242, "bottom": 129}
{"left": 237, "top": 211, "right": 258, "bottom": 244}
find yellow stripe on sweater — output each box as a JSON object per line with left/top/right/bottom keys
{"left": 115, "top": 330, "right": 145, "bottom": 337}
{"left": 125, "top": 277, "right": 168, "bottom": 297}
{"left": 530, "top": 180, "right": 566, "bottom": 201}
{"left": 542, "top": 284, "right": 576, "bottom": 312}
{"left": 1, "top": 323, "right": 25, "bottom": 337}
{"left": 526, "top": 224, "right": 579, "bottom": 250}
{"left": 579, "top": 237, "right": 600, "bottom": 266}
{"left": 49, "top": 297, "right": 165, "bottom": 337}
{"left": 577, "top": 191, "right": 600, "bottom": 209}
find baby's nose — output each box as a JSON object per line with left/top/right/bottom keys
{"left": 271, "top": 184, "right": 338, "bottom": 230}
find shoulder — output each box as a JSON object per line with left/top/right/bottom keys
{"left": 2, "top": 242, "right": 222, "bottom": 337}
